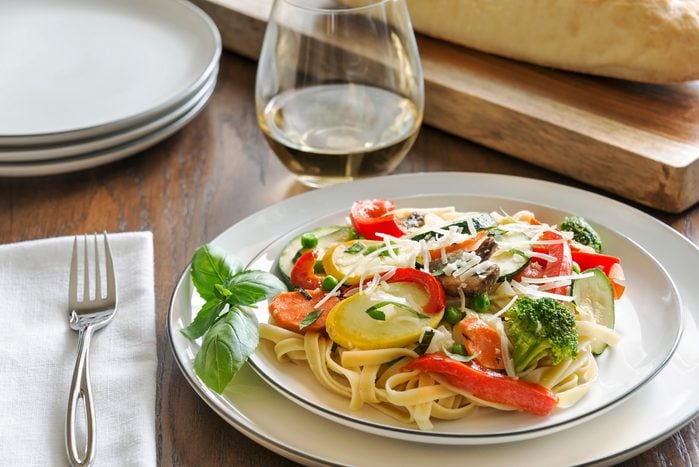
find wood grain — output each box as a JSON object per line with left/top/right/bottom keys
{"left": 191, "top": 0, "right": 699, "bottom": 214}
{"left": 0, "top": 51, "right": 696, "bottom": 466}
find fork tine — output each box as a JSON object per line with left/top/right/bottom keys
{"left": 93, "top": 234, "right": 101, "bottom": 300}
{"left": 69, "top": 236, "right": 79, "bottom": 306}
{"left": 82, "top": 235, "right": 89, "bottom": 301}
{"left": 103, "top": 232, "right": 116, "bottom": 300}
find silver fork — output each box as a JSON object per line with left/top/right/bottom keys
{"left": 66, "top": 233, "right": 117, "bottom": 467}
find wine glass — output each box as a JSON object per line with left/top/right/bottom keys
{"left": 255, "top": 0, "right": 424, "bottom": 188}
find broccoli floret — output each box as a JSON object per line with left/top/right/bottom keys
{"left": 504, "top": 297, "right": 579, "bottom": 373}
{"left": 558, "top": 216, "right": 602, "bottom": 253}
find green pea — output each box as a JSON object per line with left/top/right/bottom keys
{"left": 472, "top": 293, "right": 490, "bottom": 313}
{"left": 301, "top": 232, "right": 318, "bottom": 249}
{"left": 444, "top": 305, "right": 463, "bottom": 325}
{"left": 452, "top": 343, "right": 467, "bottom": 356}
{"left": 322, "top": 275, "right": 339, "bottom": 291}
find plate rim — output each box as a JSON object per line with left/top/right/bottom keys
{"left": 0, "top": 66, "right": 218, "bottom": 162}
{"left": 0, "top": 76, "right": 216, "bottom": 177}
{"left": 0, "top": 0, "right": 221, "bottom": 146}
{"left": 168, "top": 172, "right": 699, "bottom": 465}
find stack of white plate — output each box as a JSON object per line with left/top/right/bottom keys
{"left": 0, "top": 0, "right": 221, "bottom": 177}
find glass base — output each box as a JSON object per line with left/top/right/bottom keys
{"left": 296, "top": 174, "right": 356, "bottom": 188}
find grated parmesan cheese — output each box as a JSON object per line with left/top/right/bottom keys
{"left": 511, "top": 280, "right": 575, "bottom": 302}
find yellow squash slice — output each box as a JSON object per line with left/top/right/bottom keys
{"left": 326, "top": 282, "right": 443, "bottom": 350}
{"left": 322, "top": 240, "right": 409, "bottom": 286}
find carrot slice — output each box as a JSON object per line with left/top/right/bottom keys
{"left": 458, "top": 317, "right": 505, "bottom": 370}
{"left": 428, "top": 231, "right": 487, "bottom": 261}
{"left": 608, "top": 263, "right": 626, "bottom": 299}
{"left": 268, "top": 289, "right": 339, "bottom": 333}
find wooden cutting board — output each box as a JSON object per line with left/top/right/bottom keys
{"left": 192, "top": 0, "right": 699, "bottom": 213}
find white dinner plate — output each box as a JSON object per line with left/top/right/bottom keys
{"left": 169, "top": 173, "right": 699, "bottom": 466}
{"left": 0, "top": 67, "right": 217, "bottom": 162}
{"left": 242, "top": 195, "right": 682, "bottom": 444}
{"left": 0, "top": 0, "right": 220, "bottom": 146}
{"left": 0, "top": 77, "right": 216, "bottom": 177}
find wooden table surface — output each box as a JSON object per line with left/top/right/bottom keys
{"left": 1, "top": 51, "right": 696, "bottom": 466}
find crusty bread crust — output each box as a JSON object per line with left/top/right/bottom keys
{"left": 406, "top": 0, "right": 699, "bottom": 83}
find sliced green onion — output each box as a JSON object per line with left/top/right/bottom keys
{"left": 443, "top": 345, "right": 479, "bottom": 363}
{"left": 296, "top": 288, "right": 313, "bottom": 300}
{"left": 346, "top": 242, "right": 366, "bottom": 254}
{"left": 415, "top": 329, "right": 435, "bottom": 355}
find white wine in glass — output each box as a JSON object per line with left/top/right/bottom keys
{"left": 256, "top": 0, "right": 424, "bottom": 188}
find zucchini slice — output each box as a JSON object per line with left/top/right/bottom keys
{"left": 490, "top": 231, "right": 532, "bottom": 281}
{"left": 411, "top": 213, "right": 496, "bottom": 242}
{"left": 277, "top": 226, "right": 356, "bottom": 283}
{"left": 571, "top": 268, "right": 615, "bottom": 355}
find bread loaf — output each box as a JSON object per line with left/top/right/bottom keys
{"left": 406, "top": 0, "right": 699, "bottom": 83}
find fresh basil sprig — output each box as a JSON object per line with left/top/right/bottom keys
{"left": 181, "top": 244, "right": 287, "bottom": 393}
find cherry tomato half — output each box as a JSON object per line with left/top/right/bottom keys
{"left": 349, "top": 199, "right": 406, "bottom": 241}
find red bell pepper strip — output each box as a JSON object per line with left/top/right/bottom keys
{"left": 385, "top": 267, "right": 445, "bottom": 314}
{"left": 515, "top": 261, "right": 544, "bottom": 281}
{"left": 290, "top": 250, "right": 323, "bottom": 290}
{"left": 571, "top": 251, "right": 620, "bottom": 275}
{"left": 537, "top": 230, "right": 573, "bottom": 295}
{"left": 404, "top": 352, "right": 558, "bottom": 416}
{"left": 350, "top": 199, "right": 406, "bottom": 241}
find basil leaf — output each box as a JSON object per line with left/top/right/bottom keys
{"left": 180, "top": 298, "right": 225, "bottom": 340}
{"left": 214, "top": 284, "right": 233, "bottom": 299}
{"left": 193, "top": 307, "right": 259, "bottom": 394}
{"left": 366, "top": 307, "right": 386, "bottom": 321}
{"left": 224, "top": 270, "right": 287, "bottom": 307}
{"left": 365, "top": 301, "right": 430, "bottom": 320}
{"left": 299, "top": 309, "right": 323, "bottom": 330}
{"left": 191, "top": 245, "right": 242, "bottom": 300}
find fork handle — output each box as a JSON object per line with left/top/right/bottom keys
{"left": 66, "top": 325, "right": 97, "bottom": 467}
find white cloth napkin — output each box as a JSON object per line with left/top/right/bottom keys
{"left": 0, "top": 232, "right": 157, "bottom": 466}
